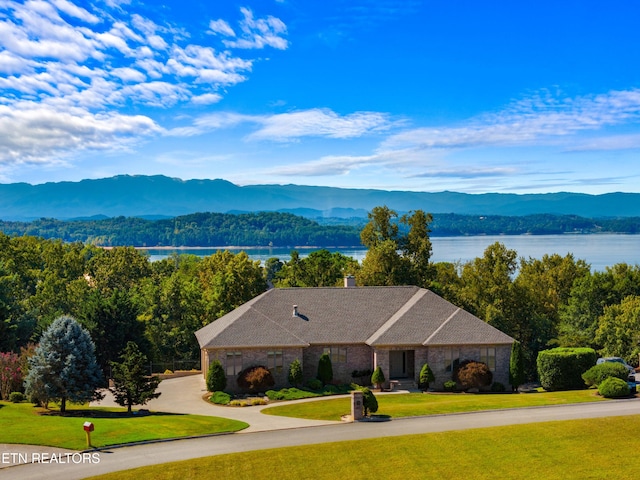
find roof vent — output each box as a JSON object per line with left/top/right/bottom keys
{"left": 292, "top": 305, "right": 299, "bottom": 317}
{"left": 344, "top": 275, "right": 356, "bottom": 288}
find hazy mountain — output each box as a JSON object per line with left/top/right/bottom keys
{"left": 1, "top": 174, "right": 638, "bottom": 221}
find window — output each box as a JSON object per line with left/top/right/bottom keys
{"left": 225, "top": 352, "right": 242, "bottom": 376}
{"left": 445, "top": 348, "right": 460, "bottom": 372}
{"left": 323, "top": 347, "right": 347, "bottom": 363}
{"left": 267, "top": 351, "right": 284, "bottom": 374}
{"left": 480, "top": 347, "right": 496, "bottom": 371}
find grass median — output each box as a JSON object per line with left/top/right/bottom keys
{"left": 262, "top": 389, "right": 610, "bottom": 421}
{"left": 0, "top": 401, "right": 248, "bottom": 450}
{"left": 88, "top": 414, "right": 640, "bottom": 480}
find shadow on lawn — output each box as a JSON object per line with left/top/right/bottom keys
{"left": 38, "top": 409, "right": 184, "bottom": 418}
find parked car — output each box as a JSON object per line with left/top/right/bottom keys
{"left": 596, "top": 357, "right": 636, "bottom": 377}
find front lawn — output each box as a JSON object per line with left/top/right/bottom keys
{"left": 0, "top": 401, "right": 248, "bottom": 450}
{"left": 262, "top": 389, "right": 610, "bottom": 421}
{"left": 88, "top": 415, "right": 640, "bottom": 480}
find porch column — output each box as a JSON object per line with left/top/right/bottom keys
{"left": 373, "top": 348, "right": 390, "bottom": 389}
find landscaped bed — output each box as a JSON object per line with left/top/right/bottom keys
{"left": 0, "top": 401, "right": 248, "bottom": 450}
{"left": 261, "top": 389, "right": 612, "bottom": 421}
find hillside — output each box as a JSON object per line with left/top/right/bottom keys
{"left": 1, "top": 175, "right": 639, "bottom": 220}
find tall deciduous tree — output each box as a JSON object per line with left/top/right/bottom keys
{"left": 110, "top": 341, "right": 161, "bottom": 414}
{"left": 595, "top": 295, "right": 640, "bottom": 365}
{"left": 24, "top": 315, "right": 103, "bottom": 413}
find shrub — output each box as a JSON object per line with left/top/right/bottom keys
{"left": 317, "top": 353, "right": 333, "bottom": 385}
{"left": 443, "top": 380, "right": 457, "bottom": 392}
{"left": 352, "top": 384, "right": 378, "bottom": 416}
{"left": 537, "top": 347, "right": 597, "bottom": 391}
{"left": 582, "top": 362, "right": 629, "bottom": 387}
{"left": 490, "top": 382, "right": 506, "bottom": 393}
{"left": 163, "top": 369, "right": 173, "bottom": 375}
{"left": 266, "top": 388, "right": 321, "bottom": 401}
{"left": 323, "top": 384, "right": 338, "bottom": 394}
{"left": 210, "top": 391, "right": 231, "bottom": 405}
{"left": 305, "top": 378, "right": 323, "bottom": 391}
{"left": 206, "top": 360, "right": 227, "bottom": 392}
{"left": 229, "top": 400, "right": 248, "bottom": 407}
{"left": 237, "top": 366, "right": 275, "bottom": 393}
{"left": 419, "top": 363, "right": 435, "bottom": 391}
{"left": 247, "top": 397, "right": 268, "bottom": 406}
{"left": 598, "top": 377, "right": 631, "bottom": 398}
{"left": 9, "top": 391, "right": 25, "bottom": 403}
{"left": 371, "top": 366, "right": 385, "bottom": 389}
{"left": 454, "top": 360, "right": 493, "bottom": 391}
{"left": 287, "top": 359, "right": 303, "bottom": 387}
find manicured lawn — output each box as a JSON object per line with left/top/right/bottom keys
{"left": 262, "top": 389, "right": 610, "bottom": 421}
{"left": 0, "top": 401, "right": 248, "bottom": 450}
{"left": 88, "top": 415, "right": 640, "bottom": 480}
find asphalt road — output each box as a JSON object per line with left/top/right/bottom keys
{"left": 3, "top": 398, "right": 640, "bottom": 480}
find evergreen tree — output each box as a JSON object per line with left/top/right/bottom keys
{"left": 288, "top": 359, "right": 303, "bottom": 387}
{"left": 419, "top": 363, "right": 435, "bottom": 391}
{"left": 206, "top": 360, "right": 227, "bottom": 392}
{"left": 110, "top": 341, "right": 161, "bottom": 414}
{"left": 509, "top": 341, "right": 526, "bottom": 392}
{"left": 371, "top": 366, "right": 386, "bottom": 390}
{"left": 317, "top": 353, "right": 333, "bottom": 385}
{"left": 24, "top": 315, "right": 103, "bottom": 413}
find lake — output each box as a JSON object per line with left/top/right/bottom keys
{"left": 143, "top": 234, "right": 640, "bottom": 272}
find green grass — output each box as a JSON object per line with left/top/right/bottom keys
{"left": 88, "top": 415, "right": 640, "bottom": 480}
{"left": 262, "top": 389, "right": 610, "bottom": 421}
{"left": 0, "top": 401, "right": 248, "bottom": 450}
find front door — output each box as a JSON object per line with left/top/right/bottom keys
{"left": 390, "top": 350, "right": 407, "bottom": 378}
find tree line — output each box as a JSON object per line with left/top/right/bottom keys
{"left": 1, "top": 211, "right": 640, "bottom": 248}
{"left": 1, "top": 206, "right": 639, "bottom": 391}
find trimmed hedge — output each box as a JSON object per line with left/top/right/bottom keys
{"left": 582, "top": 362, "right": 629, "bottom": 387}
{"left": 537, "top": 347, "right": 597, "bottom": 391}
{"left": 598, "top": 377, "right": 630, "bottom": 398}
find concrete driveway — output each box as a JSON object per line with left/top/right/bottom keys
{"left": 93, "top": 374, "right": 341, "bottom": 432}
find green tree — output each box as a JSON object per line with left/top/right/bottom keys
{"left": 288, "top": 359, "right": 303, "bottom": 387}
{"left": 317, "top": 353, "right": 333, "bottom": 385}
{"left": 206, "top": 360, "right": 227, "bottom": 392}
{"left": 24, "top": 315, "right": 104, "bottom": 413}
{"left": 358, "top": 239, "right": 410, "bottom": 286}
{"left": 509, "top": 341, "right": 525, "bottom": 392}
{"left": 110, "top": 341, "right": 161, "bottom": 414}
{"left": 419, "top": 363, "right": 435, "bottom": 391}
{"left": 595, "top": 295, "right": 640, "bottom": 365}
{"left": 360, "top": 206, "right": 399, "bottom": 249}
{"left": 371, "top": 366, "right": 386, "bottom": 390}
{"left": 400, "top": 210, "right": 434, "bottom": 287}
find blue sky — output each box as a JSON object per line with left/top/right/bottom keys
{"left": 1, "top": 0, "right": 640, "bottom": 194}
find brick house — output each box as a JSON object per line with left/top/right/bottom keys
{"left": 195, "top": 280, "right": 515, "bottom": 392}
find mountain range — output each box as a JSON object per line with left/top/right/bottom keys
{"left": 1, "top": 175, "right": 639, "bottom": 221}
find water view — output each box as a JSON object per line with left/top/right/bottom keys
{"left": 143, "top": 234, "right": 640, "bottom": 272}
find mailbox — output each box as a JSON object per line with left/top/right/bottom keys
{"left": 83, "top": 421, "right": 94, "bottom": 432}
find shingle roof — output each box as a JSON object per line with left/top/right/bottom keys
{"left": 195, "top": 286, "right": 514, "bottom": 349}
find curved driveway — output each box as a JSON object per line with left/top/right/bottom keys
{"left": 3, "top": 375, "right": 640, "bottom": 480}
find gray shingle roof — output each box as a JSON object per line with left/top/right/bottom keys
{"left": 195, "top": 286, "right": 514, "bottom": 349}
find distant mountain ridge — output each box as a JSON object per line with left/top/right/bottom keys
{"left": 0, "top": 175, "right": 638, "bottom": 220}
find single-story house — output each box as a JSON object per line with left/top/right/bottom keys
{"left": 195, "top": 278, "right": 515, "bottom": 392}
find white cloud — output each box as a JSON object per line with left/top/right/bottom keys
{"left": 0, "top": 1, "right": 288, "bottom": 169}
{"left": 222, "top": 7, "right": 288, "bottom": 50}
{"left": 248, "top": 109, "right": 388, "bottom": 141}
{"left": 208, "top": 19, "right": 235, "bottom": 37}
{"left": 191, "top": 93, "right": 222, "bottom": 105}
{"left": 0, "top": 102, "right": 160, "bottom": 164}
{"left": 382, "top": 88, "right": 640, "bottom": 152}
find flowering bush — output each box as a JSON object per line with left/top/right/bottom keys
{"left": 0, "top": 352, "right": 22, "bottom": 400}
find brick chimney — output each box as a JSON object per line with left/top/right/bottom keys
{"left": 344, "top": 275, "right": 356, "bottom": 288}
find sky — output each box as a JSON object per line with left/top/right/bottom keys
{"left": 1, "top": 0, "right": 640, "bottom": 194}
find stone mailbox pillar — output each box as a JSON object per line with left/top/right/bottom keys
{"left": 351, "top": 390, "right": 364, "bottom": 421}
